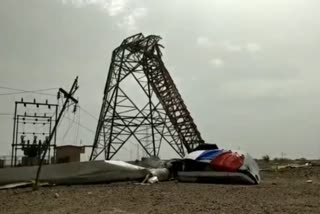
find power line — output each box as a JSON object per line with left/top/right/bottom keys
{"left": 0, "top": 113, "right": 13, "bottom": 117}
{"left": 79, "top": 106, "right": 98, "bottom": 121}
{"left": 0, "top": 86, "right": 58, "bottom": 96}
{"left": 0, "top": 113, "right": 13, "bottom": 115}
{"left": 75, "top": 109, "right": 80, "bottom": 144}
{"left": 0, "top": 86, "right": 58, "bottom": 91}
{"left": 64, "top": 115, "right": 95, "bottom": 134}
{"left": 0, "top": 91, "right": 56, "bottom": 96}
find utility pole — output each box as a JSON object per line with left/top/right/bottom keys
{"left": 33, "top": 77, "right": 79, "bottom": 190}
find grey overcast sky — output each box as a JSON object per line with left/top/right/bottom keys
{"left": 0, "top": 0, "right": 319, "bottom": 159}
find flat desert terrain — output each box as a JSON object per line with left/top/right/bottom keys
{"left": 1, "top": 166, "right": 319, "bottom": 214}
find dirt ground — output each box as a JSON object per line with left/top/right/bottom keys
{"left": 0, "top": 167, "right": 320, "bottom": 214}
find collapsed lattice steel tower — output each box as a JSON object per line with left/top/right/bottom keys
{"left": 90, "top": 33, "right": 204, "bottom": 160}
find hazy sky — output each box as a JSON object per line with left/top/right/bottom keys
{"left": 0, "top": 0, "right": 319, "bottom": 160}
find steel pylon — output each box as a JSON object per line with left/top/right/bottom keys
{"left": 90, "top": 33, "right": 204, "bottom": 160}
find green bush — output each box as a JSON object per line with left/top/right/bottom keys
{"left": 262, "top": 155, "right": 270, "bottom": 162}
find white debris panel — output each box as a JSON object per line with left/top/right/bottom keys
{"left": 0, "top": 160, "right": 169, "bottom": 187}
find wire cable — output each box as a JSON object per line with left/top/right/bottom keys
{"left": 0, "top": 113, "right": 13, "bottom": 116}
{"left": 64, "top": 115, "right": 96, "bottom": 134}
{"left": 0, "top": 86, "right": 58, "bottom": 96}
{"left": 75, "top": 109, "right": 80, "bottom": 144}
{"left": 62, "top": 111, "right": 75, "bottom": 140}
{"left": 0, "top": 86, "right": 58, "bottom": 92}
{"left": 79, "top": 106, "right": 98, "bottom": 121}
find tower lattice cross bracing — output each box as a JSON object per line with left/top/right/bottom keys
{"left": 90, "top": 33, "right": 204, "bottom": 160}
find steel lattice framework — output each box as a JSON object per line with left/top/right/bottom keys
{"left": 90, "top": 33, "right": 204, "bottom": 160}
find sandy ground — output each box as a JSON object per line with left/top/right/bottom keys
{"left": 0, "top": 167, "right": 320, "bottom": 214}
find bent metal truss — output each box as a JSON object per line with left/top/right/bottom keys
{"left": 90, "top": 33, "right": 204, "bottom": 160}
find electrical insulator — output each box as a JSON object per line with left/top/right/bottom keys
{"left": 21, "top": 135, "right": 25, "bottom": 145}
{"left": 73, "top": 104, "right": 77, "bottom": 113}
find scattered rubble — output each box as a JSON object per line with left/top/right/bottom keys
{"left": 54, "top": 193, "right": 59, "bottom": 198}
{"left": 306, "top": 180, "right": 313, "bottom": 183}
{"left": 0, "top": 148, "right": 263, "bottom": 189}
